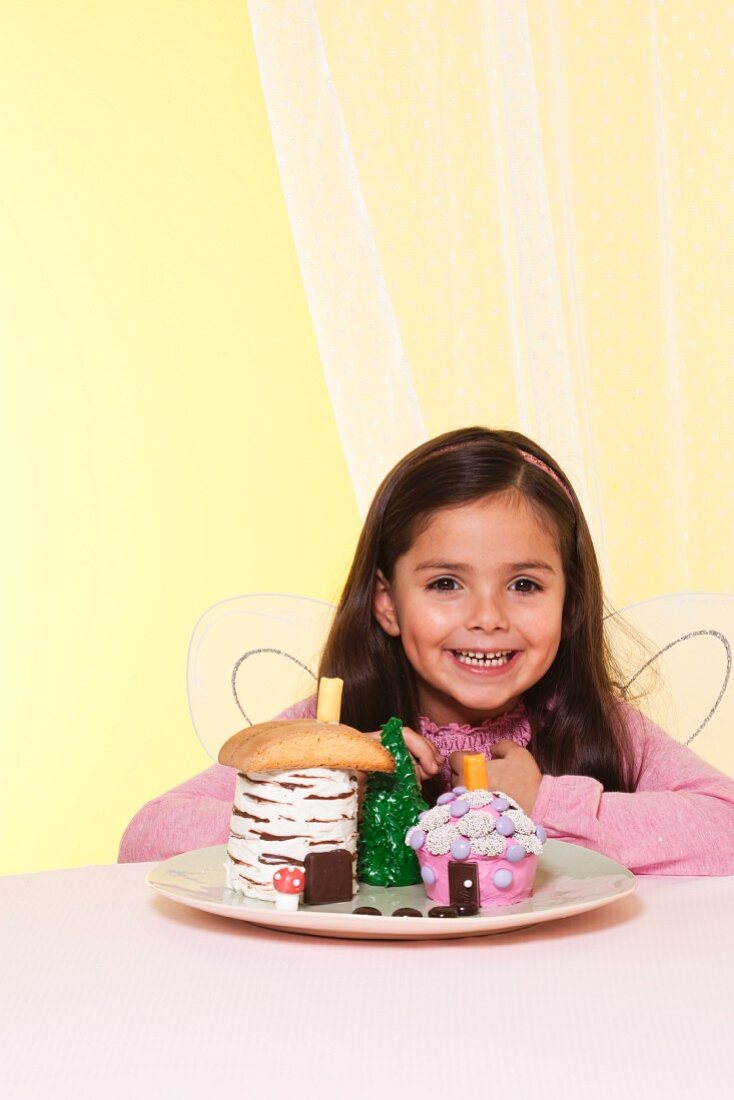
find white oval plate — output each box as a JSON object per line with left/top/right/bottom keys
{"left": 147, "top": 841, "right": 636, "bottom": 941}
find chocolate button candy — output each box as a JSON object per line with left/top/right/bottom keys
{"left": 427, "top": 906, "right": 458, "bottom": 918}
{"left": 353, "top": 906, "right": 382, "bottom": 916}
{"left": 392, "top": 907, "right": 423, "bottom": 917}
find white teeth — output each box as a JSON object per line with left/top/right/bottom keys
{"left": 454, "top": 650, "right": 513, "bottom": 667}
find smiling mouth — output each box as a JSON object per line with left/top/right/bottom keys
{"left": 452, "top": 649, "right": 515, "bottom": 668}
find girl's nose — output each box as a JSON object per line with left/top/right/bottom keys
{"left": 466, "top": 592, "right": 509, "bottom": 632}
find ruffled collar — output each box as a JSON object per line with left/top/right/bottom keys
{"left": 419, "top": 701, "right": 528, "bottom": 738}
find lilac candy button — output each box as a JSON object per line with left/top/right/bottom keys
{"left": 491, "top": 797, "right": 510, "bottom": 812}
{"left": 536, "top": 825, "right": 548, "bottom": 843}
{"left": 409, "top": 829, "right": 426, "bottom": 850}
{"left": 436, "top": 792, "right": 455, "bottom": 806}
{"left": 421, "top": 865, "right": 437, "bottom": 886}
{"left": 506, "top": 843, "right": 525, "bottom": 863}
{"left": 450, "top": 838, "right": 471, "bottom": 861}
{"left": 496, "top": 816, "right": 516, "bottom": 837}
{"left": 493, "top": 868, "right": 514, "bottom": 889}
{"left": 452, "top": 786, "right": 467, "bottom": 795}
{"left": 450, "top": 800, "right": 469, "bottom": 818}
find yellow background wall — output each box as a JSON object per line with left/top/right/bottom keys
{"left": 2, "top": 3, "right": 731, "bottom": 875}
{"left": 0, "top": 2, "right": 360, "bottom": 875}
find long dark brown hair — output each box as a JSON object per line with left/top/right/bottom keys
{"left": 320, "top": 426, "right": 639, "bottom": 793}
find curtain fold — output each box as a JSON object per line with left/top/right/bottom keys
{"left": 248, "top": 0, "right": 733, "bottom": 604}
{"left": 247, "top": 0, "right": 425, "bottom": 517}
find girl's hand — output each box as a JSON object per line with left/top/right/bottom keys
{"left": 450, "top": 741, "right": 542, "bottom": 815}
{"left": 364, "top": 726, "right": 442, "bottom": 781}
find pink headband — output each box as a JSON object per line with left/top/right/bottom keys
{"left": 520, "top": 451, "right": 574, "bottom": 504}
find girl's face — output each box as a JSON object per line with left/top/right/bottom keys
{"left": 373, "top": 491, "right": 566, "bottom": 726}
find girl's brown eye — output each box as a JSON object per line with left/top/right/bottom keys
{"left": 429, "top": 577, "right": 459, "bottom": 591}
{"left": 512, "top": 578, "right": 540, "bottom": 593}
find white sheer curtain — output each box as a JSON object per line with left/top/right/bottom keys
{"left": 247, "top": 0, "right": 734, "bottom": 605}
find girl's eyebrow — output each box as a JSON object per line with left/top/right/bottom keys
{"left": 508, "top": 560, "right": 556, "bottom": 573}
{"left": 414, "top": 559, "right": 557, "bottom": 574}
{"left": 413, "top": 560, "right": 468, "bottom": 573}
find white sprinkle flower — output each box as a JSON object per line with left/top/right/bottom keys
{"left": 471, "top": 833, "right": 506, "bottom": 857}
{"left": 420, "top": 806, "right": 451, "bottom": 831}
{"left": 425, "top": 824, "right": 459, "bottom": 855}
{"left": 460, "top": 790, "right": 493, "bottom": 808}
{"left": 512, "top": 834, "right": 544, "bottom": 856}
{"left": 505, "top": 809, "right": 536, "bottom": 835}
{"left": 492, "top": 790, "right": 521, "bottom": 810}
{"left": 458, "top": 810, "right": 495, "bottom": 838}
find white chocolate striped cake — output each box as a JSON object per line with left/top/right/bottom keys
{"left": 218, "top": 719, "right": 394, "bottom": 902}
{"left": 224, "top": 767, "right": 359, "bottom": 900}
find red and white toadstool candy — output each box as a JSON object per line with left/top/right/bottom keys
{"left": 272, "top": 866, "right": 305, "bottom": 911}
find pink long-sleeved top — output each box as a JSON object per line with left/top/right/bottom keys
{"left": 118, "top": 697, "right": 734, "bottom": 875}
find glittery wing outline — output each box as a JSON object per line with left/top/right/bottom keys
{"left": 187, "top": 591, "right": 734, "bottom": 772}
{"left": 605, "top": 592, "right": 734, "bottom": 772}
{"left": 186, "top": 593, "right": 336, "bottom": 761}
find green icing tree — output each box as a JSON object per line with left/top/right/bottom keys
{"left": 357, "top": 717, "right": 429, "bottom": 886}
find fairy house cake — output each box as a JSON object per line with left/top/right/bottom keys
{"left": 406, "top": 756, "right": 548, "bottom": 909}
{"left": 218, "top": 679, "right": 394, "bottom": 904}
{"left": 219, "top": 680, "right": 548, "bottom": 914}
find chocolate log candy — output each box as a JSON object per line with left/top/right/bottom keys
{"left": 303, "top": 850, "right": 353, "bottom": 905}
{"left": 448, "top": 861, "right": 479, "bottom": 908}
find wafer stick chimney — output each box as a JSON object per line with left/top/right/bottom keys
{"left": 316, "top": 676, "right": 343, "bottom": 723}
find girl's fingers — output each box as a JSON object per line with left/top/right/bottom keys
{"left": 448, "top": 750, "right": 467, "bottom": 787}
{"left": 402, "top": 728, "right": 441, "bottom": 776}
{"left": 488, "top": 739, "right": 518, "bottom": 759}
{"left": 365, "top": 727, "right": 443, "bottom": 778}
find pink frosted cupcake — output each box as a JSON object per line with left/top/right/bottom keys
{"left": 405, "top": 788, "right": 547, "bottom": 908}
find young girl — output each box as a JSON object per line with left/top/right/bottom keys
{"left": 119, "top": 427, "right": 734, "bottom": 875}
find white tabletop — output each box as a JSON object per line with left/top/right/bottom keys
{"left": 1, "top": 861, "right": 732, "bottom": 1099}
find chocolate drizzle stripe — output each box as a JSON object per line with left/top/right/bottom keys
{"left": 273, "top": 781, "right": 316, "bottom": 791}
{"left": 243, "top": 776, "right": 315, "bottom": 791}
{"left": 232, "top": 807, "right": 269, "bottom": 823}
{"left": 251, "top": 831, "right": 309, "bottom": 842}
{"left": 259, "top": 853, "right": 306, "bottom": 866}
{"left": 227, "top": 854, "right": 257, "bottom": 869}
{"left": 236, "top": 873, "right": 267, "bottom": 888}
{"left": 303, "top": 792, "right": 353, "bottom": 801}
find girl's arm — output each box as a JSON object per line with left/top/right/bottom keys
{"left": 531, "top": 704, "right": 734, "bottom": 875}
{"left": 117, "top": 763, "right": 236, "bottom": 862}
{"left": 117, "top": 696, "right": 319, "bottom": 863}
